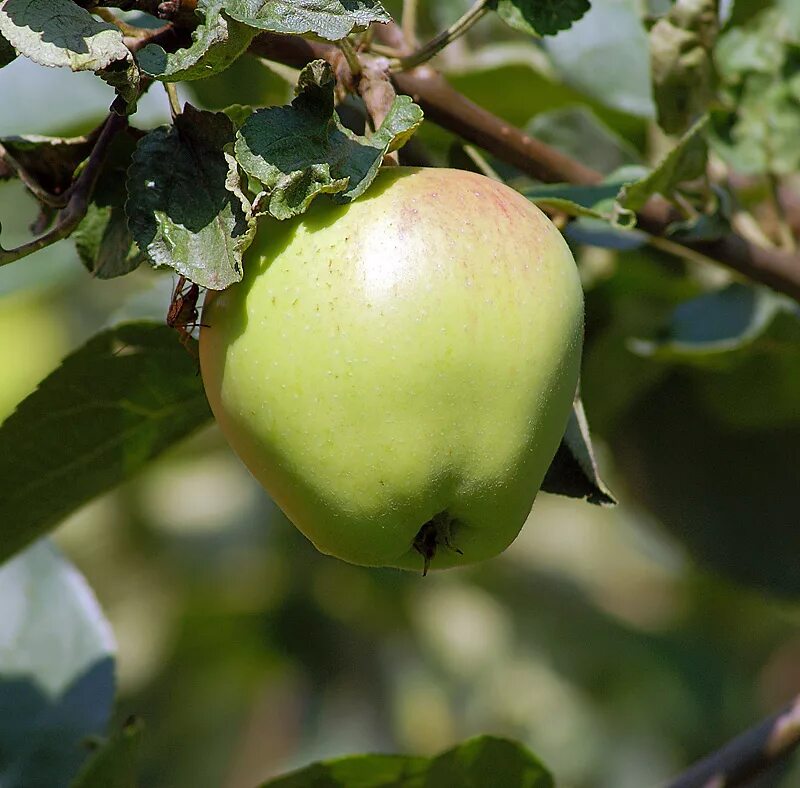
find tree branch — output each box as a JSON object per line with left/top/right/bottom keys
{"left": 0, "top": 113, "right": 127, "bottom": 267}
{"left": 665, "top": 694, "right": 800, "bottom": 788}
{"left": 249, "top": 26, "right": 800, "bottom": 304}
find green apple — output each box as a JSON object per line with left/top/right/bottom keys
{"left": 200, "top": 167, "right": 583, "bottom": 572}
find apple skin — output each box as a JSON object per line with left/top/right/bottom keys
{"left": 200, "top": 167, "right": 583, "bottom": 571}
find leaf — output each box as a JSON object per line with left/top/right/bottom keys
{"left": 222, "top": 0, "right": 390, "bottom": 41}
{"left": 544, "top": 0, "right": 655, "bottom": 118}
{"left": 618, "top": 114, "right": 708, "bottom": 212}
{"left": 0, "top": 133, "right": 94, "bottom": 197}
{"left": 542, "top": 396, "right": 616, "bottom": 505}
{"left": 136, "top": 0, "right": 256, "bottom": 82}
{"left": 127, "top": 105, "right": 254, "bottom": 290}
{"left": 650, "top": 0, "right": 718, "bottom": 134}
{"left": 261, "top": 735, "right": 553, "bottom": 788}
{"left": 69, "top": 717, "right": 143, "bottom": 788}
{"left": 526, "top": 106, "right": 641, "bottom": 175}
{"left": 74, "top": 129, "right": 145, "bottom": 279}
{"left": 0, "top": 542, "right": 115, "bottom": 788}
{"left": 0, "top": 0, "right": 129, "bottom": 71}
{"left": 0, "top": 322, "right": 212, "bottom": 566}
{"left": 630, "top": 283, "right": 800, "bottom": 362}
{"left": 235, "top": 60, "right": 422, "bottom": 220}
{"left": 0, "top": 29, "right": 15, "bottom": 67}
{"left": 489, "top": 0, "right": 590, "bottom": 37}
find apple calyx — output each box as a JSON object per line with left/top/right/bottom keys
{"left": 413, "top": 512, "right": 464, "bottom": 576}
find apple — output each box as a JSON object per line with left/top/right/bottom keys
{"left": 200, "top": 167, "right": 583, "bottom": 572}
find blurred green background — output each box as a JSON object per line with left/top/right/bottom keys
{"left": 2, "top": 1, "right": 800, "bottom": 786}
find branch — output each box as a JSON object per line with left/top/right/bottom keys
{"left": 665, "top": 694, "right": 800, "bottom": 788}
{"left": 0, "top": 113, "right": 127, "bottom": 267}
{"left": 249, "top": 26, "right": 800, "bottom": 304}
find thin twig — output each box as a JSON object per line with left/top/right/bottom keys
{"left": 337, "top": 37, "right": 362, "bottom": 78}
{"left": 390, "top": 0, "right": 491, "bottom": 71}
{"left": 165, "top": 83, "right": 182, "bottom": 118}
{"left": 0, "top": 113, "right": 127, "bottom": 267}
{"left": 0, "top": 143, "right": 71, "bottom": 208}
{"left": 664, "top": 695, "right": 800, "bottom": 788}
{"left": 401, "top": 0, "right": 419, "bottom": 47}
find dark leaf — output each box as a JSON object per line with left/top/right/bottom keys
{"left": 136, "top": 0, "right": 256, "bottom": 82}
{"left": 0, "top": 542, "right": 115, "bottom": 788}
{"left": 127, "top": 105, "right": 254, "bottom": 289}
{"left": 0, "top": 28, "right": 15, "bottom": 67}
{"left": 0, "top": 0, "right": 129, "bottom": 71}
{"left": 542, "top": 397, "right": 616, "bottom": 506}
{"left": 234, "top": 60, "right": 422, "bottom": 219}
{"left": 489, "top": 0, "right": 590, "bottom": 37}
{"left": 0, "top": 322, "right": 212, "bottom": 566}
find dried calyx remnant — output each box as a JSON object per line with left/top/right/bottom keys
{"left": 412, "top": 511, "right": 463, "bottom": 576}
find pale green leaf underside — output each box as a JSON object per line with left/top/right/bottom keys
{"left": 223, "top": 0, "right": 390, "bottom": 40}
{"left": 235, "top": 60, "right": 423, "bottom": 219}
{"left": 0, "top": 0, "right": 129, "bottom": 71}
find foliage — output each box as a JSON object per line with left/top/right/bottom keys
{"left": 1, "top": 0, "right": 800, "bottom": 786}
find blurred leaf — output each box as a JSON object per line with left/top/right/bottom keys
{"left": 527, "top": 107, "right": 641, "bottom": 174}
{"left": 544, "top": 0, "right": 655, "bottom": 118}
{"left": 0, "top": 542, "right": 115, "bottom": 788}
{"left": 262, "top": 736, "right": 553, "bottom": 787}
{"left": 235, "top": 60, "right": 422, "bottom": 219}
{"left": 70, "top": 717, "right": 143, "bottom": 788}
{"left": 0, "top": 322, "right": 212, "bottom": 565}
{"left": 0, "top": 0, "right": 129, "bottom": 71}
{"left": 127, "top": 105, "right": 253, "bottom": 289}
{"left": 0, "top": 133, "right": 94, "bottom": 197}
{"left": 0, "top": 30, "right": 14, "bottom": 67}
{"left": 74, "top": 129, "right": 146, "bottom": 279}
{"left": 98, "top": 58, "right": 141, "bottom": 115}
{"left": 489, "top": 0, "right": 590, "bottom": 37}
{"left": 542, "top": 396, "right": 617, "bottom": 505}
{"left": 614, "top": 371, "right": 800, "bottom": 596}
{"left": 137, "top": 0, "right": 256, "bottom": 82}
{"left": 630, "top": 283, "right": 800, "bottom": 361}
{"left": 187, "top": 52, "right": 293, "bottom": 111}
{"left": 711, "top": 8, "right": 800, "bottom": 175}
{"left": 222, "top": 0, "right": 390, "bottom": 40}
{"left": 650, "top": 0, "right": 718, "bottom": 134}
{"left": 618, "top": 114, "right": 708, "bottom": 212}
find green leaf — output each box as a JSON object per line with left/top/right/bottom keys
{"left": 137, "top": 0, "right": 256, "bottom": 82}
{"left": 261, "top": 735, "right": 553, "bottom": 788}
{"left": 0, "top": 322, "right": 212, "bottom": 566}
{"left": 234, "top": 60, "right": 422, "bottom": 220}
{"left": 0, "top": 133, "right": 94, "bottom": 197}
{"left": 618, "top": 114, "right": 708, "bottom": 212}
{"left": 127, "top": 105, "right": 254, "bottom": 289}
{"left": 543, "top": 0, "right": 655, "bottom": 118}
{"left": 542, "top": 396, "right": 616, "bottom": 505}
{"left": 630, "top": 283, "right": 800, "bottom": 362}
{"left": 0, "top": 0, "right": 129, "bottom": 71}
{"left": 74, "top": 129, "right": 145, "bottom": 279}
{"left": 0, "top": 29, "right": 15, "bottom": 67}
{"left": 0, "top": 542, "right": 115, "bottom": 788}
{"left": 69, "top": 717, "right": 143, "bottom": 788}
{"left": 489, "top": 0, "right": 590, "bottom": 37}
{"left": 526, "top": 106, "right": 641, "bottom": 175}
{"left": 222, "top": 0, "right": 390, "bottom": 41}
{"left": 650, "top": 0, "right": 718, "bottom": 134}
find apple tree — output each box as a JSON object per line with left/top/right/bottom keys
{"left": 1, "top": 1, "right": 800, "bottom": 786}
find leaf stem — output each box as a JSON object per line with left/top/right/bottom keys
{"left": 390, "top": 0, "right": 491, "bottom": 72}
{"left": 402, "top": 0, "right": 419, "bottom": 46}
{"left": 165, "top": 83, "right": 182, "bottom": 118}
{"left": 337, "top": 37, "right": 362, "bottom": 78}
{"left": 767, "top": 173, "right": 796, "bottom": 251}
